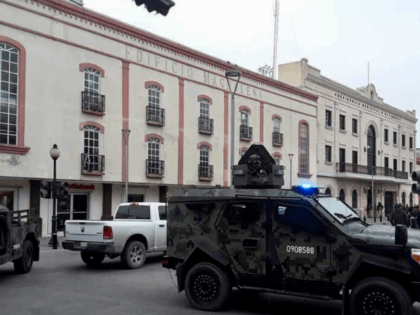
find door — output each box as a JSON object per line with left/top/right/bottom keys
{"left": 352, "top": 151, "right": 358, "bottom": 173}
{"left": 385, "top": 192, "right": 393, "bottom": 216}
{"left": 217, "top": 200, "right": 267, "bottom": 280}
{"left": 272, "top": 201, "right": 331, "bottom": 290}
{"left": 367, "top": 125, "right": 376, "bottom": 175}
{"left": 57, "top": 194, "right": 88, "bottom": 231}
{"left": 156, "top": 205, "right": 167, "bottom": 250}
{"left": 339, "top": 148, "right": 346, "bottom": 172}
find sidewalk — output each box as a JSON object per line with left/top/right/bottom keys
{"left": 39, "top": 236, "right": 65, "bottom": 248}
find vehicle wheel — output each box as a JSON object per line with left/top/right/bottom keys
{"left": 350, "top": 277, "right": 413, "bottom": 315}
{"left": 185, "top": 262, "right": 232, "bottom": 311}
{"left": 81, "top": 252, "right": 105, "bottom": 266}
{"left": 13, "top": 240, "right": 34, "bottom": 274}
{"left": 121, "top": 241, "right": 146, "bottom": 269}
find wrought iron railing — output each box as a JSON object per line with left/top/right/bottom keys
{"left": 81, "top": 153, "right": 105, "bottom": 173}
{"left": 81, "top": 91, "right": 105, "bottom": 113}
{"left": 198, "top": 164, "right": 213, "bottom": 179}
{"left": 272, "top": 132, "right": 283, "bottom": 146}
{"left": 240, "top": 125, "right": 253, "bottom": 140}
{"left": 198, "top": 117, "right": 214, "bottom": 134}
{"left": 146, "top": 106, "right": 165, "bottom": 125}
{"left": 336, "top": 163, "right": 408, "bottom": 179}
{"left": 146, "top": 159, "right": 165, "bottom": 177}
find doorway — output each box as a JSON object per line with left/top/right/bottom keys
{"left": 367, "top": 125, "right": 376, "bottom": 175}
{"left": 339, "top": 148, "right": 346, "bottom": 172}
{"left": 57, "top": 194, "right": 89, "bottom": 231}
{"left": 385, "top": 192, "right": 394, "bottom": 216}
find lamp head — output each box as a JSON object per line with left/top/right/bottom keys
{"left": 50, "top": 144, "right": 60, "bottom": 160}
{"left": 225, "top": 69, "right": 241, "bottom": 78}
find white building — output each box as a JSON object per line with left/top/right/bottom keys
{"left": 279, "top": 59, "right": 417, "bottom": 216}
{"left": 0, "top": 0, "right": 318, "bottom": 236}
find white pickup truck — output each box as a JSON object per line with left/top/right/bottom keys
{"left": 62, "top": 202, "right": 166, "bottom": 269}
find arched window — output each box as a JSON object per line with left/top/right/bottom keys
{"left": 200, "top": 145, "right": 209, "bottom": 166}
{"left": 352, "top": 190, "right": 358, "bottom": 209}
{"left": 199, "top": 145, "right": 212, "bottom": 179}
{"left": 147, "top": 138, "right": 162, "bottom": 175}
{"left": 402, "top": 192, "right": 406, "bottom": 206}
{"left": 146, "top": 85, "right": 164, "bottom": 124}
{"left": 84, "top": 68, "right": 101, "bottom": 94}
{"left": 273, "top": 156, "right": 281, "bottom": 165}
{"left": 367, "top": 125, "right": 376, "bottom": 171}
{"left": 325, "top": 187, "right": 331, "bottom": 196}
{"left": 300, "top": 122, "right": 309, "bottom": 174}
{"left": 339, "top": 189, "right": 345, "bottom": 202}
{"left": 83, "top": 126, "right": 100, "bottom": 172}
{"left": 273, "top": 118, "right": 281, "bottom": 133}
{"left": 199, "top": 98, "right": 210, "bottom": 119}
{"left": 0, "top": 43, "right": 19, "bottom": 146}
{"left": 241, "top": 110, "right": 249, "bottom": 126}
{"left": 370, "top": 90, "right": 374, "bottom": 100}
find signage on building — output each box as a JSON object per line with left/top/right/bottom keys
{"left": 68, "top": 184, "right": 95, "bottom": 190}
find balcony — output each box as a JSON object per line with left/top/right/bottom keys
{"left": 336, "top": 163, "right": 408, "bottom": 180}
{"left": 198, "top": 164, "right": 213, "bottom": 181}
{"left": 146, "top": 159, "right": 165, "bottom": 178}
{"left": 146, "top": 106, "right": 165, "bottom": 126}
{"left": 272, "top": 132, "right": 283, "bottom": 147}
{"left": 81, "top": 153, "right": 105, "bottom": 175}
{"left": 81, "top": 91, "right": 105, "bottom": 115}
{"left": 198, "top": 117, "right": 214, "bottom": 134}
{"left": 240, "top": 125, "right": 253, "bottom": 141}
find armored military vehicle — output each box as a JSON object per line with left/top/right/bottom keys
{"left": 0, "top": 206, "right": 40, "bottom": 273}
{"left": 162, "top": 144, "right": 420, "bottom": 315}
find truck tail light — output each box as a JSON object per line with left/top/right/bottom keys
{"left": 411, "top": 249, "right": 420, "bottom": 264}
{"left": 103, "top": 226, "right": 113, "bottom": 239}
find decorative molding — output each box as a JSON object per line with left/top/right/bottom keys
{"left": 0, "top": 145, "right": 31, "bottom": 155}
{"left": 145, "top": 81, "right": 164, "bottom": 92}
{"left": 239, "top": 105, "right": 251, "bottom": 114}
{"left": 79, "top": 121, "right": 105, "bottom": 133}
{"left": 197, "top": 95, "right": 212, "bottom": 104}
{"left": 272, "top": 152, "right": 282, "bottom": 158}
{"left": 272, "top": 114, "right": 282, "bottom": 121}
{"left": 144, "top": 133, "right": 164, "bottom": 144}
{"left": 197, "top": 141, "right": 212, "bottom": 151}
{"left": 79, "top": 63, "right": 105, "bottom": 77}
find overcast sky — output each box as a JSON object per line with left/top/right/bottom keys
{"left": 84, "top": 0, "right": 420, "bottom": 146}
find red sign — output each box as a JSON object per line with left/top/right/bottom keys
{"left": 68, "top": 184, "right": 95, "bottom": 190}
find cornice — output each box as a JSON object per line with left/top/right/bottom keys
{"left": 306, "top": 73, "right": 417, "bottom": 124}
{"left": 8, "top": 0, "right": 318, "bottom": 102}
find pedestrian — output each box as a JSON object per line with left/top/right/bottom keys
{"left": 390, "top": 203, "right": 408, "bottom": 226}
{"left": 377, "top": 202, "right": 384, "bottom": 218}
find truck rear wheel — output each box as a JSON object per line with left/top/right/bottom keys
{"left": 185, "top": 262, "right": 231, "bottom": 311}
{"left": 81, "top": 252, "right": 105, "bottom": 266}
{"left": 121, "top": 241, "right": 146, "bottom": 269}
{"left": 13, "top": 240, "right": 34, "bottom": 274}
{"left": 350, "top": 277, "right": 413, "bottom": 315}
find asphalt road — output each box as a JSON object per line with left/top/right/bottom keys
{"left": 0, "top": 239, "right": 419, "bottom": 315}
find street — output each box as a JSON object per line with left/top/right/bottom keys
{"left": 0, "top": 238, "right": 418, "bottom": 315}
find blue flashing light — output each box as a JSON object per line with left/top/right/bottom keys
{"left": 301, "top": 184, "right": 314, "bottom": 189}
{"left": 292, "top": 184, "right": 319, "bottom": 197}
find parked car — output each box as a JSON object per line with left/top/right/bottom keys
{"left": 0, "top": 206, "right": 40, "bottom": 274}
{"left": 62, "top": 202, "right": 166, "bottom": 269}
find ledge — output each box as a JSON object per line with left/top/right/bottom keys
{"left": 199, "top": 177, "right": 213, "bottom": 182}
{"left": 147, "top": 121, "right": 165, "bottom": 127}
{"left": 297, "top": 173, "right": 312, "bottom": 179}
{"left": 384, "top": 141, "right": 389, "bottom": 145}
{"left": 272, "top": 143, "right": 283, "bottom": 148}
{"left": 339, "top": 129, "right": 347, "bottom": 134}
{"left": 352, "top": 133, "right": 358, "bottom": 137}
{"left": 325, "top": 161, "right": 333, "bottom": 165}
{"left": 82, "top": 109, "right": 105, "bottom": 116}
{"left": 402, "top": 146, "right": 406, "bottom": 150}
{"left": 325, "top": 125, "right": 333, "bottom": 130}
{"left": 81, "top": 171, "right": 104, "bottom": 176}
{"left": 0, "top": 145, "right": 31, "bottom": 155}
{"left": 199, "top": 130, "right": 213, "bottom": 135}
{"left": 146, "top": 174, "right": 164, "bottom": 179}
{"left": 393, "top": 144, "right": 398, "bottom": 147}
{"left": 240, "top": 138, "right": 252, "bottom": 142}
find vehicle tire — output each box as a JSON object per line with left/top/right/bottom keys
{"left": 80, "top": 252, "right": 105, "bottom": 266}
{"left": 185, "top": 262, "right": 232, "bottom": 311}
{"left": 349, "top": 277, "right": 413, "bottom": 315}
{"left": 121, "top": 241, "right": 146, "bottom": 269}
{"left": 13, "top": 240, "right": 34, "bottom": 274}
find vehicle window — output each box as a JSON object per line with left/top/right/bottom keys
{"left": 274, "top": 205, "right": 326, "bottom": 235}
{"left": 223, "top": 202, "right": 264, "bottom": 225}
{"left": 317, "top": 197, "right": 358, "bottom": 224}
{"left": 115, "top": 206, "right": 129, "bottom": 219}
{"left": 158, "top": 205, "right": 167, "bottom": 220}
{"left": 129, "top": 206, "right": 150, "bottom": 220}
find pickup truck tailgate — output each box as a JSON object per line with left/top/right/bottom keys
{"left": 65, "top": 221, "right": 105, "bottom": 242}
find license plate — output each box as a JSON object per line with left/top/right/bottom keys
{"left": 80, "top": 242, "right": 88, "bottom": 249}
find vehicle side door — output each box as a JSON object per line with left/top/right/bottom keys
{"left": 272, "top": 202, "right": 332, "bottom": 287}
{"left": 155, "top": 204, "right": 167, "bottom": 250}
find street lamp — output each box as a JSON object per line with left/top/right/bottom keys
{"left": 122, "top": 129, "right": 131, "bottom": 202}
{"left": 288, "top": 154, "right": 294, "bottom": 188}
{"left": 50, "top": 144, "right": 60, "bottom": 250}
{"left": 225, "top": 69, "right": 241, "bottom": 186}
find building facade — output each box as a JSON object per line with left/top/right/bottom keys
{"left": 279, "top": 59, "right": 417, "bottom": 216}
{"left": 0, "top": 0, "right": 318, "bottom": 236}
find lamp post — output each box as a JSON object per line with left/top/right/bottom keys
{"left": 225, "top": 69, "right": 241, "bottom": 186}
{"left": 288, "top": 154, "right": 294, "bottom": 188}
{"left": 122, "top": 129, "right": 131, "bottom": 202}
{"left": 50, "top": 144, "right": 60, "bottom": 250}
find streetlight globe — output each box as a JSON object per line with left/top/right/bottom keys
{"left": 225, "top": 69, "right": 241, "bottom": 78}
{"left": 50, "top": 144, "right": 60, "bottom": 160}
{"left": 288, "top": 153, "right": 294, "bottom": 162}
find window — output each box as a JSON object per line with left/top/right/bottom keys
{"left": 0, "top": 190, "right": 14, "bottom": 210}
{"left": 339, "top": 189, "right": 345, "bottom": 202}
{"left": 352, "top": 118, "right": 358, "bottom": 134}
{"left": 147, "top": 138, "right": 161, "bottom": 175}
{"left": 158, "top": 205, "right": 167, "bottom": 220}
{"left": 241, "top": 110, "right": 249, "bottom": 126}
{"left": 393, "top": 159, "right": 398, "bottom": 171}
{"left": 83, "top": 126, "right": 100, "bottom": 171}
{"left": 273, "top": 118, "right": 281, "bottom": 133}
{"left": 410, "top": 193, "right": 413, "bottom": 207}
{"left": 384, "top": 129, "right": 389, "bottom": 143}
{"left": 402, "top": 135, "right": 406, "bottom": 147}
{"left": 148, "top": 85, "right": 161, "bottom": 109}
{"left": 146, "top": 85, "right": 164, "bottom": 125}
{"left": 325, "top": 145, "right": 332, "bottom": 162}
{"left": 410, "top": 137, "right": 413, "bottom": 149}
{"left": 393, "top": 131, "right": 397, "bottom": 145}
{"left": 273, "top": 155, "right": 281, "bottom": 165}
{"left": 325, "top": 187, "right": 331, "bottom": 196}
{"left": 339, "top": 115, "right": 345, "bottom": 131}
{"left": 352, "top": 190, "right": 358, "bottom": 209}
{"left": 199, "top": 145, "right": 212, "bottom": 179}
{"left": 84, "top": 68, "right": 100, "bottom": 94}
{"left": 274, "top": 205, "right": 326, "bottom": 235}
{"left": 352, "top": 151, "right": 358, "bottom": 165}
{"left": 199, "top": 98, "right": 210, "bottom": 118}
{"left": 200, "top": 145, "right": 210, "bottom": 166}
{"left": 128, "top": 194, "right": 144, "bottom": 202}
{"left": 115, "top": 205, "right": 151, "bottom": 220}
{"left": 0, "top": 43, "right": 19, "bottom": 145}
{"left": 325, "top": 110, "right": 332, "bottom": 127}
{"left": 300, "top": 122, "right": 309, "bottom": 174}
{"left": 385, "top": 157, "right": 389, "bottom": 169}
{"left": 402, "top": 160, "right": 406, "bottom": 172}
{"left": 402, "top": 192, "right": 406, "bottom": 206}
{"left": 410, "top": 162, "right": 413, "bottom": 174}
